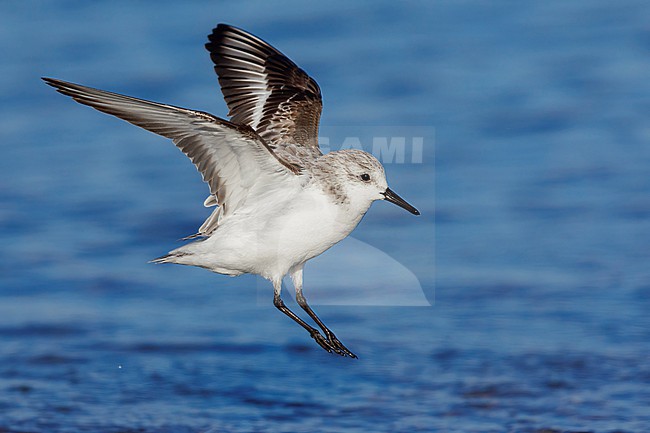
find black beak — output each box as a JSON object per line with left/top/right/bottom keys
{"left": 383, "top": 188, "right": 420, "bottom": 215}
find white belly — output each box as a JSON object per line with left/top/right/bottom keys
{"left": 200, "top": 185, "right": 366, "bottom": 279}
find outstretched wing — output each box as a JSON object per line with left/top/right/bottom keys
{"left": 205, "top": 24, "right": 322, "bottom": 150}
{"left": 43, "top": 77, "right": 299, "bottom": 236}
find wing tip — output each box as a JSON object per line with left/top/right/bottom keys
{"left": 205, "top": 23, "right": 242, "bottom": 49}
{"left": 41, "top": 77, "right": 80, "bottom": 99}
{"left": 42, "top": 76, "right": 62, "bottom": 88}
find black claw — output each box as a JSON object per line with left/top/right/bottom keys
{"left": 309, "top": 330, "right": 358, "bottom": 358}
{"left": 326, "top": 333, "right": 357, "bottom": 359}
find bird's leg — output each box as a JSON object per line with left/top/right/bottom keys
{"left": 272, "top": 279, "right": 335, "bottom": 354}
{"left": 290, "top": 267, "right": 357, "bottom": 358}
{"left": 295, "top": 291, "right": 357, "bottom": 358}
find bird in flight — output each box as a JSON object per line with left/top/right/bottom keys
{"left": 43, "top": 24, "right": 419, "bottom": 358}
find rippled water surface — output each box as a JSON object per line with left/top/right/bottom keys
{"left": 2, "top": 1, "right": 650, "bottom": 432}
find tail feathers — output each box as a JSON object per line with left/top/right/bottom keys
{"left": 149, "top": 249, "right": 243, "bottom": 276}
{"left": 149, "top": 252, "right": 187, "bottom": 264}
{"left": 150, "top": 239, "right": 207, "bottom": 266}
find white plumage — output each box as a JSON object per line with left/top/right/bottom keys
{"left": 43, "top": 24, "right": 419, "bottom": 358}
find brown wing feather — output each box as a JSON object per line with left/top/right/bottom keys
{"left": 205, "top": 24, "right": 322, "bottom": 150}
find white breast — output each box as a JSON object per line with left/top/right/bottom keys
{"left": 194, "top": 184, "right": 368, "bottom": 280}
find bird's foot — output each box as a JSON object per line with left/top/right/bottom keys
{"left": 309, "top": 330, "right": 337, "bottom": 354}
{"left": 325, "top": 332, "right": 357, "bottom": 359}
{"left": 309, "top": 330, "right": 357, "bottom": 358}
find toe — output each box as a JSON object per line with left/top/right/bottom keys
{"left": 327, "top": 335, "right": 357, "bottom": 359}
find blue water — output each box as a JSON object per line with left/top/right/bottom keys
{"left": 2, "top": 1, "right": 650, "bottom": 432}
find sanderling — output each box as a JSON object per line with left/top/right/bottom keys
{"left": 43, "top": 24, "right": 419, "bottom": 358}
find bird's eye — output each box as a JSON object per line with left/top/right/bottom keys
{"left": 360, "top": 173, "right": 371, "bottom": 182}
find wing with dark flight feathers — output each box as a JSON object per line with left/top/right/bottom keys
{"left": 205, "top": 24, "right": 323, "bottom": 150}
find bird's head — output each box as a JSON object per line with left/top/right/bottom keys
{"left": 320, "top": 150, "right": 420, "bottom": 216}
